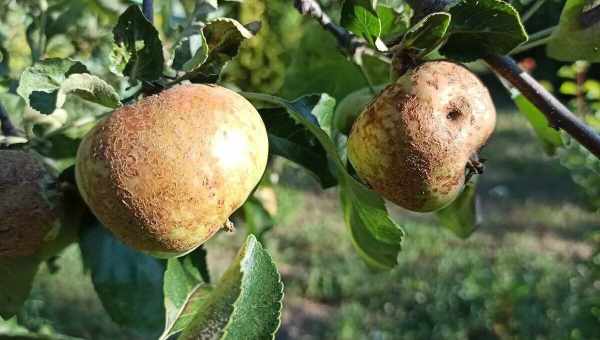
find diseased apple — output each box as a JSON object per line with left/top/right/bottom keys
{"left": 0, "top": 150, "right": 61, "bottom": 257}
{"left": 76, "top": 84, "right": 269, "bottom": 257}
{"left": 334, "top": 85, "right": 387, "bottom": 135}
{"left": 347, "top": 61, "right": 496, "bottom": 212}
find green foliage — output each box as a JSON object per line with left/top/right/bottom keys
{"left": 559, "top": 136, "right": 600, "bottom": 210}
{"left": 400, "top": 12, "right": 451, "bottom": 59}
{"left": 79, "top": 221, "right": 166, "bottom": 338}
{"left": 2, "top": 0, "right": 599, "bottom": 338}
{"left": 242, "top": 197, "right": 277, "bottom": 243}
{"left": 17, "top": 59, "right": 88, "bottom": 113}
{"left": 555, "top": 61, "right": 600, "bottom": 210}
{"left": 187, "top": 18, "right": 255, "bottom": 83}
{"left": 161, "top": 250, "right": 209, "bottom": 339}
{"left": 223, "top": 0, "right": 301, "bottom": 94}
{"left": 282, "top": 23, "right": 374, "bottom": 100}
{"left": 441, "top": 0, "right": 528, "bottom": 61}
{"left": 245, "top": 92, "right": 404, "bottom": 270}
{"left": 0, "top": 257, "right": 40, "bottom": 319}
{"left": 112, "top": 5, "right": 164, "bottom": 81}
{"left": 513, "top": 93, "right": 564, "bottom": 155}
{"left": 436, "top": 181, "right": 480, "bottom": 238}
{"left": 258, "top": 105, "right": 337, "bottom": 188}
{"left": 179, "top": 235, "right": 283, "bottom": 340}
{"left": 547, "top": 0, "right": 600, "bottom": 62}
{"left": 341, "top": 0, "right": 383, "bottom": 47}
{"left": 339, "top": 176, "right": 405, "bottom": 270}
{"left": 333, "top": 85, "right": 386, "bottom": 135}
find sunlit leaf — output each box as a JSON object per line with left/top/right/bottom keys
{"left": 436, "top": 181, "right": 480, "bottom": 239}
{"left": 513, "top": 93, "right": 564, "bottom": 155}
{"left": 441, "top": 0, "right": 528, "bottom": 61}
{"left": 547, "top": 0, "right": 600, "bottom": 62}
{"left": 244, "top": 92, "right": 404, "bottom": 270}
{"left": 341, "top": 0, "right": 382, "bottom": 46}
{"left": 179, "top": 235, "right": 283, "bottom": 340}
{"left": 17, "top": 59, "right": 88, "bottom": 114}
{"left": 160, "top": 249, "right": 209, "bottom": 340}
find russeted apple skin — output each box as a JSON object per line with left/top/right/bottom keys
{"left": 0, "top": 150, "right": 60, "bottom": 257}
{"left": 75, "top": 84, "right": 269, "bottom": 257}
{"left": 348, "top": 61, "right": 496, "bottom": 212}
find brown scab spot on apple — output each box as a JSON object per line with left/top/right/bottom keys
{"left": 75, "top": 84, "right": 269, "bottom": 257}
{"left": 347, "top": 61, "right": 496, "bottom": 212}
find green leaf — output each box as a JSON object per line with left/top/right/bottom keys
{"left": 17, "top": 59, "right": 88, "bottom": 113}
{"left": 16, "top": 59, "right": 119, "bottom": 116}
{"left": 334, "top": 85, "right": 387, "bottom": 135}
{"left": 585, "top": 80, "right": 600, "bottom": 100}
{"left": 282, "top": 24, "right": 383, "bottom": 101}
{"left": 0, "top": 44, "right": 9, "bottom": 77}
{"left": 513, "top": 93, "right": 564, "bottom": 155}
{"left": 441, "top": 0, "right": 528, "bottom": 62}
{"left": 188, "top": 18, "right": 254, "bottom": 83}
{"left": 341, "top": 0, "right": 382, "bottom": 45}
{"left": 559, "top": 81, "right": 578, "bottom": 96}
{"left": 172, "top": 28, "right": 209, "bottom": 72}
{"left": 242, "top": 196, "right": 275, "bottom": 242}
{"left": 79, "top": 221, "right": 165, "bottom": 338}
{"left": 160, "top": 249, "right": 208, "bottom": 340}
{"left": 436, "top": 180, "right": 480, "bottom": 239}
{"left": 339, "top": 176, "right": 405, "bottom": 270}
{"left": 0, "top": 257, "right": 40, "bottom": 318}
{"left": 58, "top": 73, "right": 121, "bottom": 109}
{"left": 559, "top": 134, "right": 600, "bottom": 209}
{"left": 161, "top": 286, "right": 213, "bottom": 339}
{"left": 244, "top": 92, "right": 404, "bottom": 270}
{"left": 547, "top": 0, "right": 600, "bottom": 62}
{"left": 259, "top": 107, "right": 338, "bottom": 188}
{"left": 0, "top": 92, "right": 25, "bottom": 135}
{"left": 401, "top": 12, "right": 451, "bottom": 58}
{"left": 112, "top": 5, "right": 164, "bottom": 81}
{"left": 179, "top": 235, "right": 283, "bottom": 340}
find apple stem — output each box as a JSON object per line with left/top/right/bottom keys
{"left": 465, "top": 153, "right": 485, "bottom": 184}
{"left": 294, "top": 0, "right": 600, "bottom": 160}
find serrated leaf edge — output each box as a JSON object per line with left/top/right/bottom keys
{"left": 220, "top": 235, "right": 284, "bottom": 340}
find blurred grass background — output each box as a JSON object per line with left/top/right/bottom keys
{"left": 17, "top": 110, "right": 599, "bottom": 340}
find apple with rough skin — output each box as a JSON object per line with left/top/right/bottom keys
{"left": 75, "top": 84, "right": 269, "bottom": 257}
{"left": 347, "top": 61, "right": 496, "bottom": 212}
{"left": 334, "top": 85, "right": 387, "bottom": 135}
{"left": 0, "top": 150, "right": 61, "bottom": 257}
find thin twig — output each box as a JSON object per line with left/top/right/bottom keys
{"left": 0, "top": 103, "right": 18, "bottom": 137}
{"left": 294, "top": 0, "right": 600, "bottom": 159}
{"left": 293, "top": 0, "right": 382, "bottom": 61}
{"left": 485, "top": 55, "right": 600, "bottom": 158}
{"left": 142, "top": 0, "right": 153, "bottom": 23}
